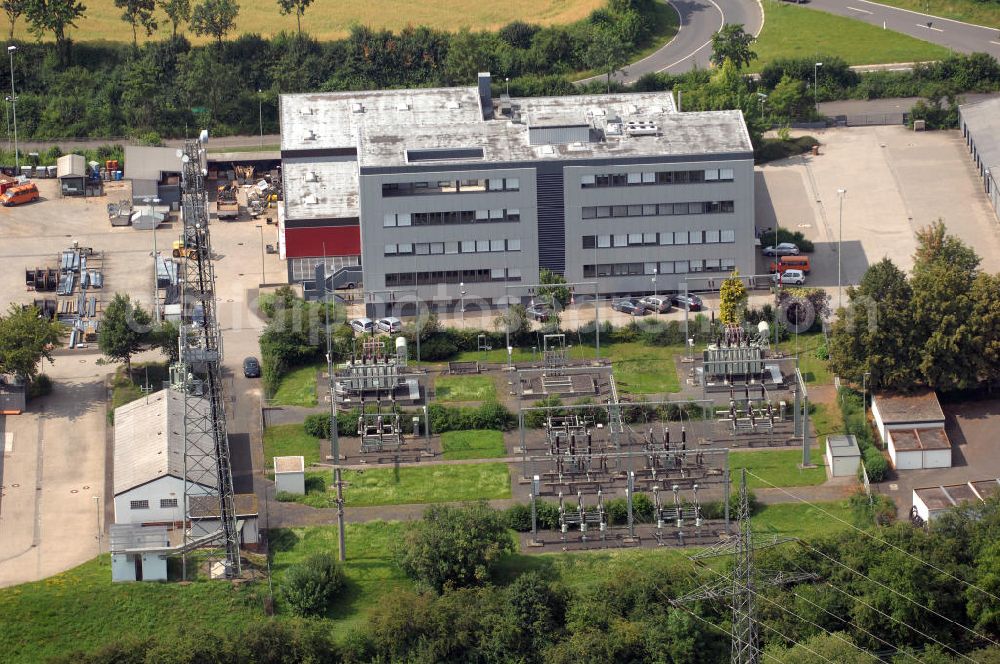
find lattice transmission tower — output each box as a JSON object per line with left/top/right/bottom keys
{"left": 674, "top": 469, "right": 813, "bottom": 663}
{"left": 174, "top": 137, "right": 241, "bottom": 578}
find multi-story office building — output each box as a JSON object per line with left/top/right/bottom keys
{"left": 278, "top": 73, "right": 755, "bottom": 307}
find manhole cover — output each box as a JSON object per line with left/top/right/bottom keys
{"left": 12, "top": 483, "right": 19, "bottom": 488}
{"left": 71, "top": 489, "right": 78, "bottom": 494}
{"left": 83, "top": 485, "right": 90, "bottom": 490}
{"left": 889, "top": 483, "right": 899, "bottom": 491}
{"left": 797, "top": 224, "right": 812, "bottom": 229}
{"left": 227, "top": 299, "right": 234, "bottom": 302}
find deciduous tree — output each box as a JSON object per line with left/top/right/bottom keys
{"left": 115, "top": 0, "right": 156, "bottom": 46}
{"left": 98, "top": 293, "right": 151, "bottom": 375}
{"left": 276, "top": 0, "right": 310, "bottom": 37}
{"left": 25, "top": 0, "right": 86, "bottom": 64}
{"left": 711, "top": 23, "right": 756, "bottom": 70}
{"left": 719, "top": 271, "right": 747, "bottom": 326}
{"left": 190, "top": 0, "right": 237, "bottom": 45}
{"left": 157, "top": 0, "right": 190, "bottom": 38}
{"left": 0, "top": 304, "right": 63, "bottom": 381}
{"left": 2, "top": 0, "right": 27, "bottom": 41}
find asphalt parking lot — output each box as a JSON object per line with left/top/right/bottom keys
{"left": 756, "top": 125, "right": 1000, "bottom": 304}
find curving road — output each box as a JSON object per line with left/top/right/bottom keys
{"left": 805, "top": 0, "right": 1000, "bottom": 60}
{"left": 579, "top": 0, "right": 764, "bottom": 85}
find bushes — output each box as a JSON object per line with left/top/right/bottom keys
{"left": 27, "top": 374, "right": 52, "bottom": 399}
{"left": 862, "top": 447, "right": 888, "bottom": 482}
{"left": 754, "top": 136, "right": 821, "bottom": 165}
{"left": 394, "top": 503, "right": 515, "bottom": 591}
{"left": 280, "top": 553, "right": 346, "bottom": 617}
{"left": 427, "top": 400, "right": 515, "bottom": 433}
{"left": 837, "top": 387, "right": 889, "bottom": 482}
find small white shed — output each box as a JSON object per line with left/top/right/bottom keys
{"left": 871, "top": 389, "right": 945, "bottom": 443}
{"left": 274, "top": 455, "right": 306, "bottom": 495}
{"left": 110, "top": 524, "right": 171, "bottom": 582}
{"left": 912, "top": 479, "right": 1000, "bottom": 523}
{"left": 825, "top": 434, "right": 861, "bottom": 477}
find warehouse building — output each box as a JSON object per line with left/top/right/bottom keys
{"left": 278, "top": 73, "right": 755, "bottom": 306}
{"left": 959, "top": 98, "right": 1000, "bottom": 219}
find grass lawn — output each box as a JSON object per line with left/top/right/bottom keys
{"left": 434, "top": 374, "right": 497, "bottom": 402}
{"left": 753, "top": 0, "right": 953, "bottom": 68}
{"left": 270, "top": 363, "right": 320, "bottom": 407}
{"left": 109, "top": 363, "right": 170, "bottom": 423}
{"left": 450, "top": 342, "right": 682, "bottom": 394}
{"left": 441, "top": 430, "right": 508, "bottom": 460}
{"left": 284, "top": 463, "right": 512, "bottom": 508}
{"left": 810, "top": 402, "right": 842, "bottom": 440}
{"left": 264, "top": 423, "right": 322, "bottom": 469}
{"left": 730, "top": 448, "right": 827, "bottom": 489}
{"left": 751, "top": 500, "right": 856, "bottom": 540}
{"left": 792, "top": 331, "right": 832, "bottom": 386}
{"left": 270, "top": 521, "right": 413, "bottom": 633}
{"left": 34, "top": 0, "right": 604, "bottom": 43}
{"left": 0, "top": 557, "right": 266, "bottom": 664}
{"left": 874, "top": 0, "right": 1000, "bottom": 29}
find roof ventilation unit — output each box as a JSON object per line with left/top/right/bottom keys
{"left": 304, "top": 194, "right": 319, "bottom": 205}
{"left": 446, "top": 100, "right": 460, "bottom": 110}
{"left": 396, "top": 102, "right": 409, "bottom": 111}
{"left": 304, "top": 129, "right": 317, "bottom": 141}
{"left": 624, "top": 120, "right": 658, "bottom": 136}
{"left": 351, "top": 102, "right": 364, "bottom": 113}
{"left": 305, "top": 171, "right": 319, "bottom": 182}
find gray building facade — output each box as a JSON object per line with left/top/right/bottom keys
{"left": 279, "top": 75, "right": 755, "bottom": 306}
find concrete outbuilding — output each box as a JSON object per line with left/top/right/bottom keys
{"left": 274, "top": 455, "right": 306, "bottom": 495}
{"left": 110, "top": 524, "right": 172, "bottom": 582}
{"left": 825, "top": 434, "right": 861, "bottom": 477}
{"left": 871, "top": 390, "right": 951, "bottom": 470}
{"left": 912, "top": 478, "right": 1000, "bottom": 523}
{"left": 124, "top": 145, "right": 183, "bottom": 206}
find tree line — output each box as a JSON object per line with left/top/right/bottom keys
{"left": 51, "top": 497, "right": 1000, "bottom": 663}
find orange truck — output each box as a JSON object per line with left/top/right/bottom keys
{"left": 0, "top": 182, "right": 39, "bottom": 206}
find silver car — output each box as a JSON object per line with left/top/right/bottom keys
{"left": 762, "top": 242, "right": 800, "bottom": 257}
{"left": 376, "top": 316, "right": 402, "bottom": 333}
{"left": 350, "top": 317, "right": 374, "bottom": 334}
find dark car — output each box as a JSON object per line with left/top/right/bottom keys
{"left": 243, "top": 356, "right": 261, "bottom": 378}
{"left": 671, "top": 294, "right": 703, "bottom": 311}
{"left": 611, "top": 297, "right": 648, "bottom": 316}
{"left": 526, "top": 304, "right": 552, "bottom": 322}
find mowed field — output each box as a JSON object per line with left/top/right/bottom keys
{"left": 19, "top": 0, "right": 605, "bottom": 43}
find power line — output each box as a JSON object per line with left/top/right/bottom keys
{"left": 799, "top": 540, "right": 986, "bottom": 661}
{"left": 744, "top": 470, "right": 1000, "bottom": 605}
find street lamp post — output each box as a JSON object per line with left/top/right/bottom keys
{"left": 146, "top": 197, "right": 161, "bottom": 324}
{"left": 7, "top": 45, "right": 18, "bottom": 171}
{"left": 459, "top": 282, "right": 466, "bottom": 328}
{"left": 813, "top": 62, "right": 823, "bottom": 113}
{"left": 257, "top": 89, "right": 264, "bottom": 149}
{"left": 651, "top": 269, "right": 657, "bottom": 315}
{"left": 837, "top": 188, "right": 846, "bottom": 310}
{"left": 255, "top": 224, "right": 265, "bottom": 285}
{"left": 757, "top": 92, "right": 767, "bottom": 122}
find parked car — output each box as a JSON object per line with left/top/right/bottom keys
{"left": 775, "top": 269, "right": 806, "bottom": 285}
{"left": 526, "top": 304, "right": 552, "bottom": 322}
{"left": 242, "top": 356, "right": 261, "bottom": 378}
{"left": 0, "top": 182, "right": 39, "bottom": 206}
{"left": 762, "top": 242, "right": 800, "bottom": 257}
{"left": 611, "top": 297, "right": 648, "bottom": 315}
{"left": 639, "top": 295, "right": 671, "bottom": 313}
{"left": 350, "top": 317, "right": 374, "bottom": 334}
{"left": 376, "top": 316, "right": 402, "bottom": 333}
{"left": 670, "top": 294, "right": 703, "bottom": 311}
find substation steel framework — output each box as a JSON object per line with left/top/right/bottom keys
{"left": 178, "top": 137, "right": 241, "bottom": 578}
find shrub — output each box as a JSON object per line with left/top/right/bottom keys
{"left": 393, "top": 502, "right": 515, "bottom": 591}
{"left": 27, "top": 374, "right": 52, "bottom": 399}
{"left": 303, "top": 411, "right": 358, "bottom": 438}
{"left": 862, "top": 447, "right": 888, "bottom": 482}
{"left": 281, "top": 553, "right": 346, "bottom": 617}
{"left": 525, "top": 395, "right": 564, "bottom": 429}
{"left": 504, "top": 503, "right": 533, "bottom": 531}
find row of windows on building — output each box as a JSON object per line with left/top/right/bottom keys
{"left": 383, "top": 208, "right": 520, "bottom": 227}
{"left": 288, "top": 255, "right": 360, "bottom": 282}
{"left": 385, "top": 238, "right": 521, "bottom": 256}
{"left": 582, "top": 229, "right": 736, "bottom": 249}
{"left": 130, "top": 499, "right": 178, "bottom": 510}
{"left": 581, "top": 200, "right": 734, "bottom": 219}
{"left": 581, "top": 168, "right": 735, "bottom": 188}
{"left": 382, "top": 177, "right": 520, "bottom": 197}
{"left": 583, "top": 258, "right": 737, "bottom": 278}
{"left": 386, "top": 267, "right": 523, "bottom": 287}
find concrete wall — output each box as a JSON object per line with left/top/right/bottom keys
{"left": 887, "top": 434, "right": 922, "bottom": 470}
{"left": 111, "top": 552, "right": 168, "bottom": 582}
{"left": 827, "top": 450, "right": 860, "bottom": 477}
{"left": 275, "top": 470, "right": 305, "bottom": 495}
{"left": 912, "top": 492, "right": 931, "bottom": 523}
{"left": 113, "top": 476, "right": 209, "bottom": 525}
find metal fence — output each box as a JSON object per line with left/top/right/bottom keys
{"left": 831, "top": 113, "right": 909, "bottom": 127}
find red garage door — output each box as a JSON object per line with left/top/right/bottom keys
{"left": 284, "top": 226, "right": 361, "bottom": 258}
